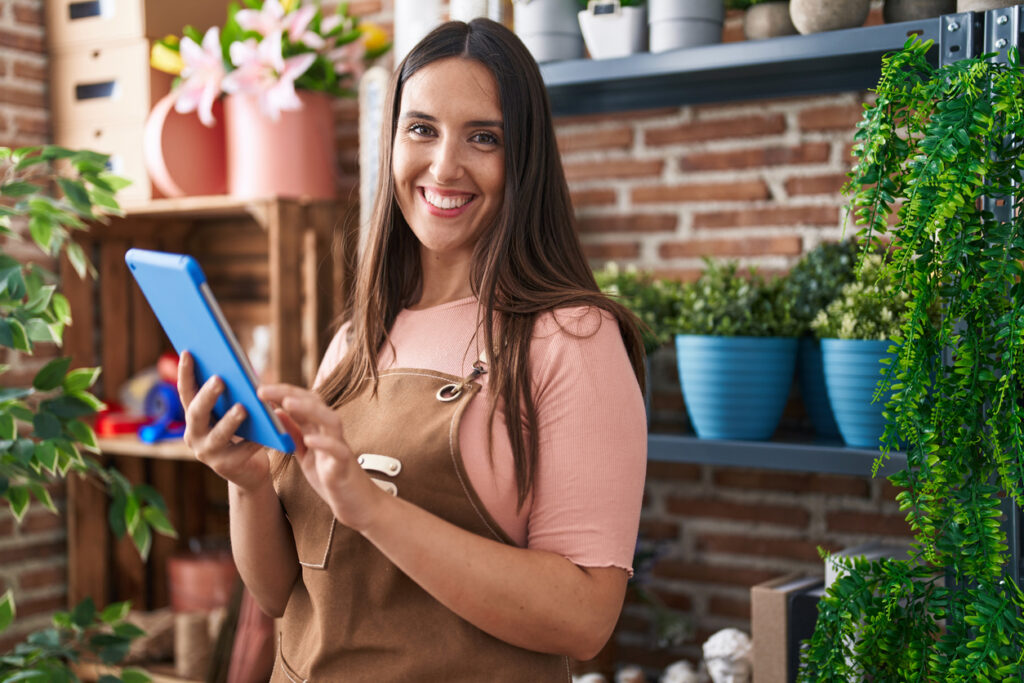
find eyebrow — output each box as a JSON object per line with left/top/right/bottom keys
{"left": 402, "top": 111, "right": 503, "bottom": 129}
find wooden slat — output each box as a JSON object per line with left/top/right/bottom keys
{"left": 268, "top": 200, "right": 305, "bottom": 385}
{"left": 112, "top": 454, "right": 148, "bottom": 609}
{"left": 97, "top": 437, "right": 193, "bottom": 460}
{"left": 149, "top": 459, "right": 182, "bottom": 609}
{"left": 67, "top": 471, "right": 111, "bottom": 608}
{"left": 307, "top": 202, "right": 339, "bottom": 369}
{"left": 61, "top": 236, "right": 97, "bottom": 371}
{"left": 99, "top": 239, "right": 132, "bottom": 401}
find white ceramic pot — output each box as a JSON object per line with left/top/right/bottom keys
{"left": 513, "top": 0, "right": 585, "bottom": 63}
{"left": 578, "top": 5, "right": 648, "bottom": 59}
{"left": 648, "top": 0, "right": 724, "bottom": 53}
{"left": 790, "top": 0, "right": 870, "bottom": 34}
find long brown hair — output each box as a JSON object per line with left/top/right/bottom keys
{"left": 317, "top": 18, "right": 645, "bottom": 508}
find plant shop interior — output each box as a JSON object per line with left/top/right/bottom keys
{"left": 2, "top": 0, "right": 1024, "bottom": 681}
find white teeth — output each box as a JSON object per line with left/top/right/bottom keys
{"left": 424, "top": 190, "right": 472, "bottom": 210}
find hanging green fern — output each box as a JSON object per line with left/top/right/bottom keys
{"left": 798, "top": 37, "right": 1024, "bottom": 682}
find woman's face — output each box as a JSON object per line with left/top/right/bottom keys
{"left": 392, "top": 57, "right": 505, "bottom": 263}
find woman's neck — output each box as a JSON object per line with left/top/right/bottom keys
{"left": 410, "top": 249, "right": 474, "bottom": 310}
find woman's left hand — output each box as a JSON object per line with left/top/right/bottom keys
{"left": 258, "top": 384, "right": 386, "bottom": 532}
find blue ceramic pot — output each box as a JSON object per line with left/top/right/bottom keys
{"left": 675, "top": 335, "right": 798, "bottom": 440}
{"left": 797, "top": 337, "right": 841, "bottom": 438}
{"left": 821, "top": 338, "right": 896, "bottom": 449}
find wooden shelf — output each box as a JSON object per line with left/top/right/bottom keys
{"left": 97, "top": 436, "right": 193, "bottom": 461}
{"left": 74, "top": 661, "right": 198, "bottom": 683}
{"left": 116, "top": 194, "right": 345, "bottom": 221}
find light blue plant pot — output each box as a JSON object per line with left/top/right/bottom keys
{"left": 821, "top": 338, "right": 897, "bottom": 450}
{"left": 797, "top": 337, "right": 841, "bottom": 438}
{"left": 675, "top": 335, "right": 798, "bottom": 440}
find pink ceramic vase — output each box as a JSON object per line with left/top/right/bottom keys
{"left": 143, "top": 90, "right": 228, "bottom": 198}
{"left": 224, "top": 90, "right": 338, "bottom": 200}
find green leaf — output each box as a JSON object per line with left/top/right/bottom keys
{"left": 0, "top": 589, "right": 15, "bottom": 633}
{"left": 51, "top": 293, "right": 71, "bottom": 324}
{"left": 0, "top": 412, "right": 14, "bottom": 440}
{"left": 108, "top": 489, "right": 126, "bottom": 539}
{"left": 70, "top": 596, "right": 96, "bottom": 627}
{"left": 142, "top": 506, "right": 178, "bottom": 538}
{"left": 113, "top": 622, "right": 145, "bottom": 639}
{"left": 8, "top": 318, "right": 30, "bottom": 352}
{"left": 66, "top": 240, "right": 90, "bottom": 279}
{"left": 124, "top": 495, "right": 140, "bottom": 534}
{"left": 41, "top": 395, "right": 95, "bottom": 419}
{"left": 66, "top": 419, "right": 99, "bottom": 452}
{"left": 32, "top": 411, "right": 61, "bottom": 439}
{"left": 119, "top": 670, "right": 153, "bottom": 683}
{"left": 55, "top": 177, "right": 93, "bottom": 215}
{"left": 34, "top": 441, "right": 57, "bottom": 472}
{"left": 6, "top": 486, "right": 30, "bottom": 522}
{"left": 130, "top": 521, "right": 152, "bottom": 561}
{"left": 0, "top": 181, "right": 39, "bottom": 197}
{"left": 33, "top": 356, "right": 71, "bottom": 391}
{"left": 27, "top": 215, "right": 55, "bottom": 253}
{"left": 99, "top": 601, "right": 131, "bottom": 624}
{"left": 0, "top": 386, "right": 32, "bottom": 401}
{"left": 63, "top": 366, "right": 101, "bottom": 393}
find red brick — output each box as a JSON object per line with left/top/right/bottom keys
{"left": 646, "top": 114, "right": 785, "bottom": 146}
{"left": 659, "top": 236, "right": 803, "bottom": 259}
{"left": 632, "top": 179, "right": 771, "bottom": 204}
{"left": 0, "top": 58, "right": 6, "bottom": 77}
{"left": 680, "top": 142, "right": 831, "bottom": 172}
{"left": 13, "top": 115, "right": 46, "bottom": 136}
{"left": 648, "top": 588, "right": 693, "bottom": 612}
{"left": 712, "top": 469, "right": 870, "bottom": 498}
{"left": 696, "top": 532, "right": 839, "bottom": 563}
{"left": 12, "top": 59, "right": 45, "bottom": 82}
{"left": 865, "top": 5, "right": 883, "bottom": 26}
{"left": 692, "top": 205, "right": 839, "bottom": 229}
{"left": 558, "top": 126, "right": 633, "bottom": 153}
{"left": 571, "top": 188, "right": 617, "bottom": 207}
{"left": 0, "top": 29, "right": 43, "bottom": 53}
{"left": 13, "top": 593, "right": 66, "bottom": 618}
{"left": 556, "top": 107, "right": 679, "bottom": 127}
{"left": 564, "top": 159, "right": 664, "bottom": 182}
{"left": 0, "top": 85, "right": 45, "bottom": 108}
{"left": 709, "top": 595, "right": 750, "bottom": 620}
{"left": 879, "top": 479, "right": 903, "bottom": 503}
{"left": 827, "top": 510, "right": 912, "bottom": 537}
{"left": 786, "top": 173, "right": 849, "bottom": 196}
{"left": 722, "top": 17, "right": 745, "bottom": 44}
{"left": 0, "top": 517, "right": 12, "bottom": 535}
{"left": 18, "top": 565, "right": 65, "bottom": 590}
{"left": 653, "top": 559, "right": 779, "bottom": 586}
{"left": 651, "top": 267, "right": 702, "bottom": 283}
{"left": 614, "top": 644, "right": 691, "bottom": 671}
{"left": 12, "top": 3, "right": 42, "bottom": 26}
{"left": 347, "top": 0, "right": 383, "bottom": 14}
{"left": 583, "top": 241, "right": 640, "bottom": 260}
{"left": 0, "top": 540, "right": 66, "bottom": 564}
{"left": 646, "top": 461, "right": 701, "bottom": 481}
{"left": 799, "top": 104, "right": 866, "bottom": 132}
{"left": 577, "top": 213, "right": 677, "bottom": 234}
{"left": 20, "top": 510, "right": 64, "bottom": 533}
{"left": 0, "top": 115, "right": 7, "bottom": 133}
{"left": 638, "top": 519, "right": 681, "bottom": 541}
{"left": 665, "top": 498, "right": 810, "bottom": 528}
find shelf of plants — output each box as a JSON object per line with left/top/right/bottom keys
{"left": 540, "top": 11, "right": 969, "bottom": 116}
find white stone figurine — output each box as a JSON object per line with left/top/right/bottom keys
{"left": 616, "top": 665, "right": 646, "bottom": 683}
{"left": 701, "top": 628, "right": 752, "bottom": 683}
{"left": 660, "top": 659, "right": 706, "bottom": 683}
{"left": 573, "top": 674, "right": 609, "bottom": 683}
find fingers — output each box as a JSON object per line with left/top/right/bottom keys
{"left": 275, "top": 409, "right": 306, "bottom": 457}
{"left": 177, "top": 350, "right": 198, "bottom": 407}
{"left": 260, "top": 384, "right": 341, "bottom": 438}
{"left": 183, "top": 374, "right": 224, "bottom": 447}
{"left": 207, "top": 403, "right": 247, "bottom": 445}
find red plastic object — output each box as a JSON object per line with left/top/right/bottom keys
{"left": 95, "top": 410, "right": 152, "bottom": 437}
{"left": 156, "top": 351, "right": 180, "bottom": 385}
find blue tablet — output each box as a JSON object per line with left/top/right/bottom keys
{"left": 125, "top": 248, "right": 295, "bottom": 453}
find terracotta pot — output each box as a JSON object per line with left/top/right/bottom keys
{"left": 957, "top": 0, "right": 1016, "bottom": 10}
{"left": 790, "top": 0, "right": 870, "bottom": 34}
{"left": 224, "top": 90, "right": 338, "bottom": 200}
{"left": 744, "top": 1, "right": 797, "bottom": 39}
{"left": 884, "top": 0, "right": 955, "bottom": 22}
{"left": 143, "top": 91, "right": 227, "bottom": 198}
{"left": 167, "top": 550, "right": 238, "bottom": 613}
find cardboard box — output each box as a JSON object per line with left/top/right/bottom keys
{"left": 46, "top": 0, "right": 230, "bottom": 54}
{"left": 50, "top": 40, "right": 173, "bottom": 132}
{"left": 54, "top": 119, "right": 164, "bottom": 203}
{"left": 751, "top": 573, "right": 823, "bottom": 683}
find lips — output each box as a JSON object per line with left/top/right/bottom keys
{"left": 419, "top": 187, "right": 476, "bottom": 217}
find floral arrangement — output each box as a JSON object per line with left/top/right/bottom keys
{"left": 780, "top": 240, "right": 860, "bottom": 336}
{"left": 150, "top": 0, "right": 391, "bottom": 125}
{"left": 810, "top": 254, "right": 908, "bottom": 340}
{"left": 594, "top": 262, "right": 684, "bottom": 355}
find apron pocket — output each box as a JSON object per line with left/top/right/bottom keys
{"left": 286, "top": 497, "right": 336, "bottom": 570}
{"left": 276, "top": 635, "right": 310, "bottom": 683}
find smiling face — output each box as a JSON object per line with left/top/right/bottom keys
{"left": 391, "top": 57, "right": 505, "bottom": 266}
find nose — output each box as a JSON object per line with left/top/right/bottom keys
{"left": 429, "top": 135, "right": 465, "bottom": 184}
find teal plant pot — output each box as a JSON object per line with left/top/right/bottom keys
{"left": 821, "top": 339, "right": 896, "bottom": 449}
{"left": 675, "top": 335, "right": 798, "bottom": 440}
{"left": 797, "top": 337, "right": 841, "bottom": 438}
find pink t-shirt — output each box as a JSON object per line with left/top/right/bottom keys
{"left": 313, "top": 297, "right": 647, "bottom": 573}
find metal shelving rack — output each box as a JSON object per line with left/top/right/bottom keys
{"left": 540, "top": 6, "right": 1024, "bottom": 579}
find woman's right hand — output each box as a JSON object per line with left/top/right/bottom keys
{"left": 177, "top": 350, "right": 268, "bottom": 492}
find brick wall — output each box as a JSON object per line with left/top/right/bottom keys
{"left": 0, "top": 0, "right": 69, "bottom": 653}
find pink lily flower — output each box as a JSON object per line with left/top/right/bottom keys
{"left": 234, "top": 0, "right": 288, "bottom": 38}
{"left": 174, "top": 26, "right": 226, "bottom": 127}
{"left": 328, "top": 39, "right": 366, "bottom": 82}
{"left": 286, "top": 5, "right": 325, "bottom": 49}
{"left": 221, "top": 32, "right": 316, "bottom": 121}
{"left": 320, "top": 14, "right": 345, "bottom": 35}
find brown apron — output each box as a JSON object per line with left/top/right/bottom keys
{"left": 271, "top": 367, "right": 571, "bottom": 682}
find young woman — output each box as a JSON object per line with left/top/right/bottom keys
{"left": 178, "top": 18, "right": 647, "bottom": 681}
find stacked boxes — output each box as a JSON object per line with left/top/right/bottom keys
{"left": 46, "top": 1, "right": 228, "bottom": 203}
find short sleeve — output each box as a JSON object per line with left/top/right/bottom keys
{"left": 525, "top": 307, "right": 647, "bottom": 574}
{"left": 312, "top": 322, "right": 351, "bottom": 390}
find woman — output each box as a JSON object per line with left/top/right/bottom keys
{"left": 178, "top": 18, "right": 647, "bottom": 681}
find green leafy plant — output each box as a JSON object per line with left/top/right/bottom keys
{"left": 809, "top": 254, "right": 911, "bottom": 340}
{"left": 780, "top": 240, "right": 859, "bottom": 336}
{"left": 594, "top": 262, "right": 684, "bottom": 355}
{"left": 798, "top": 37, "right": 1024, "bottom": 681}
{"left": 1, "top": 145, "right": 177, "bottom": 679}
{"left": 668, "top": 258, "right": 797, "bottom": 337}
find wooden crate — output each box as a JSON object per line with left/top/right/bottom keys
{"left": 62, "top": 195, "right": 358, "bottom": 611}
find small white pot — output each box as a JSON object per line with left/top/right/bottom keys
{"left": 578, "top": 5, "right": 648, "bottom": 59}
{"left": 648, "top": 0, "right": 724, "bottom": 53}
{"left": 513, "top": 0, "right": 585, "bottom": 63}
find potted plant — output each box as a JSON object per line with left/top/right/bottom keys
{"left": 0, "top": 145, "right": 177, "bottom": 678}
{"left": 809, "top": 254, "right": 913, "bottom": 449}
{"left": 648, "top": 0, "right": 725, "bottom": 53}
{"left": 513, "top": 0, "right": 586, "bottom": 63}
{"left": 779, "top": 240, "right": 859, "bottom": 438}
{"left": 798, "top": 36, "right": 1024, "bottom": 678}
{"left": 577, "top": 0, "right": 648, "bottom": 60}
{"left": 669, "top": 258, "right": 798, "bottom": 441}
{"left": 726, "top": 0, "right": 797, "bottom": 40}
{"left": 147, "top": 0, "right": 391, "bottom": 200}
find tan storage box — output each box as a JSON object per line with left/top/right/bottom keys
{"left": 46, "top": 0, "right": 229, "bottom": 54}
{"left": 50, "top": 40, "right": 173, "bottom": 132}
{"left": 54, "top": 119, "right": 164, "bottom": 204}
